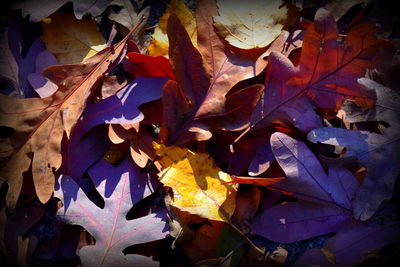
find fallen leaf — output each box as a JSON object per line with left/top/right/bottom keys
{"left": 154, "top": 143, "right": 237, "bottom": 222}
{"left": 296, "top": 0, "right": 367, "bottom": 20}
{"left": 109, "top": 124, "right": 156, "bottom": 168}
{"left": 214, "top": 0, "right": 288, "bottom": 52}
{"left": 54, "top": 156, "right": 167, "bottom": 266}
{"left": 108, "top": 0, "right": 149, "bottom": 31}
{"left": 195, "top": 0, "right": 256, "bottom": 118}
{"left": 13, "top": 0, "right": 112, "bottom": 21}
{"left": 231, "top": 185, "right": 260, "bottom": 233}
{"left": 62, "top": 125, "right": 110, "bottom": 179}
{"left": 0, "top": 14, "right": 45, "bottom": 98}
{"left": 227, "top": 176, "right": 284, "bottom": 187}
{"left": 148, "top": 0, "right": 197, "bottom": 57}
{"left": 161, "top": 5, "right": 262, "bottom": 145}
{"left": 27, "top": 50, "right": 58, "bottom": 98}
{"left": 107, "top": 0, "right": 150, "bottom": 51}
{"left": 73, "top": 76, "right": 167, "bottom": 136}
{"left": 4, "top": 205, "right": 44, "bottom": 262}
{"left": 99, "top": 75, "right": 127, "bottom": 99}
{"left": 41, "top": 12, "right": 107, "bottom": 64}
{"left": 295, "top": 216, "right": 400, "bottom": 266}
{"left": 124, "top": 52, "right": 175, "bottom": 80}
{"left": 247, "top": 8, "right": 393, "bottom": 142}
{"left": 0, "top": 28, "right": 132, "bottom": 210}
{"left": 252, "top": 132, "right": 359, "bottom": 243}
{"left": 308, "top": 78, "right": 400, "bottom": 221}
{"left": 248, "top": 142, "right": 275, "bottom": 176}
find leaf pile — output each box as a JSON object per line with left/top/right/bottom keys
{"left": 0, "top": 0, "right": 399, "bottom": 266}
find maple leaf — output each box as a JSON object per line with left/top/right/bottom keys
{"left": 213, "top": 0, "right": 288, "bottom": 52}
{"left": 41, "top": 12, "right": 107, "bottom": 64}
{"left": 154, "top": 143, "right": 237, "bottom": 222}
{"left": 54, "top": 156, "right": 168, "bottom": 266}
{"left": 308, "top": 78, "right": 400, "bottom": 220}
{"left": 242, "top": 7, "right": 393, "bottom": 146}
{"left": 0, "top": 28, "right": 133, "bottom": 210}
{"left": 252, "top": 132, "right": 359, "bottom": 243}
{"left": 148, "top": 0, "right": 197, "bottom": 57}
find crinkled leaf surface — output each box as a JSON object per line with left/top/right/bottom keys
{"left": 308, "top": 79, "right": 400, "bottom": 221}
{"left": 251, "top": 132, "right": 359, "bottom": 243}
{"left": 0, "top": 31, "right": 130, "bottom": 209}
{"left": 54, "top": 156, "right": 167, "bottom": 267}
{"left": 154, "top": 143, "right": 237, "bottom": 222}
{"left": 41, "top": 12, "right": 106, "bottom": 64}
{"left": 214, "top": 0, "right": 287, "bottom": 51}
{"left": 250, "top": 8, "right": 393, "bottom": 133}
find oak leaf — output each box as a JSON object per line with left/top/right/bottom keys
{"left": 154, "top": 143, "right": 237, "bottom": 222}
{"left": 0, "top": 29, "right": 132, "bottom": 210}
{"left": 54, "top": 156, "right": 167, "bottom": 266}
{"left": 41, "top": 12, "right": 106, "bottom": 64}
{"left": 248, "top": 8, "right": 393, "bottom": 137}
{"left": 308, "top": 78, "right": 400, "bottom": 220}
{"left": 252, "top": 132, "right": 359, "bottom": 243}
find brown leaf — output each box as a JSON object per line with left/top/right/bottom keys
{"left": 0, "top": 27, "right": 135, "bottom": 210}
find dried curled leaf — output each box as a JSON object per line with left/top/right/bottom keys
{"left": 154, "top": 143, "right": 237, "bottom": 222}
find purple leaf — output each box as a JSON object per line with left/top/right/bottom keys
{"left": 248, "top": 142, "right": 274, "bottom": 176}
{"left": 28, "top": 50, "right": 58, "bottom": 98}
{"left": 308, "top": 78, "right": 400, "bottom": 221}
{"left": 1, "top": 14, "right": 45, "bottom": 97}
{"left": 54, "top": 157, "right": 168, "bottom": 266}
{"left": 251, "top": 132, "right": 359, "bottom": 243}
{"left": 13, "top": 0, "right": 112, "bottom": 21}
{"left": 62, "top": 125, "right": 110, "bottom": 179}
{"left": 295, "top": 218, "right": 400, "bottom": 266}
{"left": 74, "top": 76, "right": 168, "bottom": 135}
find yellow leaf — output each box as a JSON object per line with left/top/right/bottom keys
{"left": 148, "top": 0, "right": 197, "bottom": 57}
{"left": 154, "top": 143, "right": 237, "bottom": 222}
{"left": 214, "top": 0, "right": 288, "bottom": 50}
{"left": 41, "top": 12, "right": 106, "bottom": 64}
